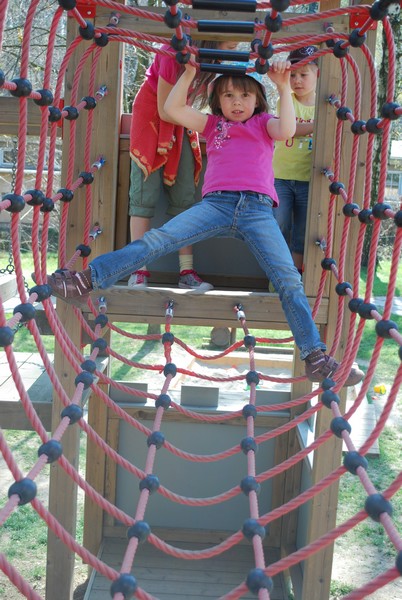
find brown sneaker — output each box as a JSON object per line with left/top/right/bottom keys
{"left": 305, "top": 350, "right": 364, "bottom": 387}
{"left": 46, "top": 268, "right": 93, "bottom": 300}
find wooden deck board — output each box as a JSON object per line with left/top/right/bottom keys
{"left": 85, "top": 537, "right": 287, "bottom": 600}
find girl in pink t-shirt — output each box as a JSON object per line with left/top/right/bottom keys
{"left": 128, "top": 40, "right": 238, "bottom": 292}
{"left": 46, "top": 59, "right": 364, "bottom": 388}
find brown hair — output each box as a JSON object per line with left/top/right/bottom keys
{"left": 209, "top": 75, "right": 269, "bottom": 116}
{"left": 188, "top": 40, "right": 230, "bottom": 109}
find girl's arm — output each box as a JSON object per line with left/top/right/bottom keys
{"left": 164, "top": 64, "right": 208, "bottom": 133}
{"left": 295, "top": 121, "right": 314, "bottom": 136}
{"left": 266, "top": 60, "right": 296, "bottom": 141}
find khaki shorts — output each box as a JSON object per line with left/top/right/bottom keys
{"left": 128, "top": 133, "right": 196, "bottom": 218}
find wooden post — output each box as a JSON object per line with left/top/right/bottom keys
{"left": 45, "top": 3, "right": 123, "bottom": 598}
{"left": 300, "top": 4, "right": 377, "bottom": 598}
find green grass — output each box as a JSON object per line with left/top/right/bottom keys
{"left": 0, "top": 430, "right": 87, "bottom": 598}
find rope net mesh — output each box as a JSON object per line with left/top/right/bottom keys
{"left": 0, "top": 1, "right": 402, "bottom": 599}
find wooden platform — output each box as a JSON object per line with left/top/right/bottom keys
{"left": 84, "top": 535, "right": 288, "bottom": 600}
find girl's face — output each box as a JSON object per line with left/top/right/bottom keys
{"left": 218, "top": 80, "right": 258, "bottom": 122}
{"left": 218, "top": 41, "right": 239, "bottom": 51}
{"left": 290, "top": 64, "right": 318, "bottom": 103}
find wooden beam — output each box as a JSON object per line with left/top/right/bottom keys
{"left": 96, "top": 8, "right": 349, "bottom": 41}
{"left": 81, "top": 287, "right": 329, "bottom": 330}
{"left": 0, "top": 97, "right": 62, "bottom": 137}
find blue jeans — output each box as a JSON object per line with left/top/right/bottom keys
{"left": 274, "top": 179, "right": 309, "bottom": 255}
{"left": 90, "top": 191, "right": 325, "bottom": 359}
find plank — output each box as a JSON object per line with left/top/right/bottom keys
{"left": 86, "top": 537, "right": 287, "bottom": 600}
{"left": 83, "top": 286, "right": 329, "bottom": 330}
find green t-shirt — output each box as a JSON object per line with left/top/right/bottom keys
{"left": 273, "top": 95, "right": 315, "bottom": 182}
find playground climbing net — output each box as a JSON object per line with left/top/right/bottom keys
{"left": 0, "top": 0, "right": 402, "bottom": 599}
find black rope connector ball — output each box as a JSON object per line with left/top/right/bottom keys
{"left": 29, "top": 284, "right": 52, "bottom": 301}
{"left": 10, "top": 77, "right": 32, "bottom": 97}
{"left": 127, "top": 520, "right": 151, "bottom": 543}
{"left": 271, "top": 0, "right": 290, "bottom": 11}
{"left": 75, "top": 371, "right": 94, "bottom": 389}
{"left": 76, "top": 243, "right": 91, "bottom": 257}
{"left": 8, "top": 478, "right": 37, "bottom": 505}
{"left": 321, "top": 377, "right": 335, "bottom": 390}
{"left": 0, "top": 326, "right": 14, "bottom": 347}
{"left": 264, "top": 13, "right": 283, "bottom": 32}
{"left": 13, "top": 303, "right": 36, "bottom": 323}
{"left": 240, "top": 476, "right": 261, "bottom": 496}
{"left": 321, "top": 389, "right": 340, "bottom": 408}
{"left": 335, "top": 282, "right": 352, "bottom": 296}
{"left": 81, "top": 359, "right": 97, "bottom": 373}
{"left": 94, "top": 33, "right": 109, "bottom": 47}
{"left": 333, "top": 40, "right": 349, "bottom": 58}
{"left": 381, "top": 102, "right": 400, "bottom": 120}
{"left": 240, "top": 436, "right": 258, "bottom": 454}
{"left": 242, "top": 404, "right": 257, "bottom": 419}
{"left": 110, "top": 574, "right": 138, "bottom": 598}
{"left": 254, "top": 58, "right": 270, "bottom": 75}
{"left": 61, "top": 404, "right": 83, "bottom": 424}
{"left": 365, "top": 117, "right": 383, "bottom": 135}
{"left": 163, "top": 363, "right": 177, "bottom": 377}
{"left": 351, "top": 120, "right": 366, "bottom": 135}
{"left": 358, "top": 208, "right": 373, "bottom": 224}
{"left": 4, "top": 193, "right": 25, "bottom": 213}
{"left": 365, "top": 493, "right": 393, "bottom": 522}
{"left": 343, "top": 202, "right": 360, "bottom": 217}
{"left": 58, "top": 0, "right": 77, "bottom": 10}
{"left": 372, "top": 203, "right": 392, "bottom": 220}
{"left": 79, "top": 171, "right": 94, "bottom": 185}
{"left": 63, "top": 105, "right": 79, "bottom": 121}
{"left": 175, "top": 51, "right": 191, "bottom": 65}
{"left": 38, "top": 440, "right": 63, "bottom": 463}
{"left": 246, "top": 568, "right": 273, "bottom": 595}
{"left": 329, "top": 181, "right": 345, "bottom": 195}
{"left": 147, "top": 431, "right": 165, "bottom": 449}
{"left": 321, "top": 257, "right": 336, "bottom": 270}
{"left": 349, "top": 29, "right": 367, "bottom": 48}
{"left": 91, "top": 338, "right": 108, "bottom": 352}
{"left": 139, "top": 474, "right": 160, "bottom": 494}
{"left": 170, "top": 33, "right": 189, "bottom": 52}
{"left": 358, "top": 302, "right": 377, "bottom": 319}
{"left": 34, "top": 89, "right": 54, "bottom": 106}
{"left": 58, "top": 188, "right": 74, "bottom": 202}
{"left": 48, "top": 106, "right": 62, "bottom": 123}
{"left": 396, "top": 551, "right": 402, "bottom": 575}
{"left": 330, "top": 416, "right": 352, "bottom": 438}
{"left": 155, "top": 394, "right": 171, "bottom": 409}
{"left": 246, "top": 370, "right": 260, "bottom": 385}
{"left": 252, "top": 40, "right": 274, "bottom": 60}
{"left": 369, "top": 0, "right": 389, "bottom": 20}
{"left": 164, "top": 8, "right": 182, "bottom": 28}
{"left": 244, "top": 334, "right": 256, "bottom": 348}
{"left": 395, "top": 210, "right": 402, "bottom": 228}
{"left": 242, "top": 518, "right": 266, "bottom": 541}
{"left": 25, "top": 189, "right": 44, "bottom": 206}
{"left": 95, "top": 314, "right": 108, "bottom": 327}
{"left": 162, "top": 332, "right": 174, "bottom": 345}
{"left": 41, "top": 197, "right": 54, "bottom": 213}
{"left": 343, "top": 450, "right": 368, "bottom": 474}
{"left": 336, "top": 106, "right": 352, "bottom": 121}
{"left": 79, "top": 21, "right": 95, "bottom": 41}
{"left": 348, "top": 297, "right": 364, "bottom": 313}
{"left": 375, "top": 319, "right": 398, "bottom": 339}
{"left": 82, "top": 96, "right": 97, "bottom": 110}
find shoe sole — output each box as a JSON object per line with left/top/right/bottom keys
{"left": 178, "top": 283, "right": 214, "bottom": 291}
